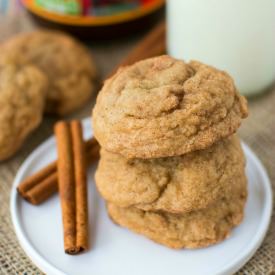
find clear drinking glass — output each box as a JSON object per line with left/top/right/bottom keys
{"left": 167, "top": 0, "right": 275, "bottom": 96}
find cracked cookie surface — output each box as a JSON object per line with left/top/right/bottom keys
{"left": 96, "top": 135, "right": 246, "bottom": 213}
{"left": 0, "top": 56, "right": 47, "bottom": 160}
{"left": 3, "top": 30, "right": 97, "bottom": 115}
{"left": 92, "top": 55, "right": 248, "bottom": 158}
{"left": 107, "top": 179, "right": 247, "bottom": 249}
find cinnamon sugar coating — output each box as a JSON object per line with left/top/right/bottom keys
{"left": 107, "top": 180, "right": 247, "bottom": 249}
{"left": 96, "top": 135, "right": 246, "bottom": 213}
{"left": 93, "top": 55, "right": 247, "bottom": 158}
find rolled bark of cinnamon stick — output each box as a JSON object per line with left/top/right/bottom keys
{"left": 88, "top": 144, "right": 100, "bottom": 164}
{"left": 17, "top": 161, "right": 57, "bottom": 197}
{"left": 71, "top": 120, "right": 88, "bottom": 252}
{"left": 55, "top": 121, "right": 78, "bottom": 254}
{"left": 24, "top": 172, "right": 58, "bottom": 205}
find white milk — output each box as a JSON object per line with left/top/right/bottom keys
{"left": 167, "top": 0, "right": 275, "bottom": 96}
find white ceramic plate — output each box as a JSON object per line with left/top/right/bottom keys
{"left": 10, "top": 118, "right": 272, "bottom": 275}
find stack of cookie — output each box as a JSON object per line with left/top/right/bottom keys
{"left": 93, "top": 55, "right": 248, "bottom": 249}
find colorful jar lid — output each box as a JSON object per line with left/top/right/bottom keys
{"left": 22, "top": 0, "right": 164, "bottom": 26}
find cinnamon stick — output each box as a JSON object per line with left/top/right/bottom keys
{"left": 109, "top": 20, "right": 166, "bottom": 77}
{"left": 71, "top": 120, "right": 88, "bottom": 252}
{"left": 55, "top": 121, "right": 90, "bottom": 254}
{"left": 17, "top": 138, "right": 99, "bottom": 205}
{"left": 87, "top": 141, "right": 100, "bottom": 163}
{"left": 24, "top": 172, "right": 58, "bottom": 205}
{"left": 17, "top": 161, "right": 57, "bottom": 197}
{"left": 55, "top": 121, "right": 77, "bottom": 254}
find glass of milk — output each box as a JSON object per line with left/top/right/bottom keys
{"left": 167, "top": 0, "right": 275, "bottom": 96}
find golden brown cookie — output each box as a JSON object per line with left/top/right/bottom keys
{"left": 3, "top": 30, "right": 97, "bottom": 115}
{"left": 107, "top": 181, "right": 247, "bottom": 249}
{"left": 95, "top": 135, "right": 246, "bottom": 213}
{"left": 0, "top": 55, "right": 48, "bottom": 161}
{"left": 92, "top": 55, "right": 248, "bottom": 158}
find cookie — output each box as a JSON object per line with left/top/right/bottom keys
{"left": 0, "top": 55, "right": 48, "bottom": 161}
{"left": 92, "top": 55, "right": 248, "bottom": 158}
{"left": 96, "top": 135, "right": 246, "bottom": 213}
{"left": 107, "top": 181, "right": 247, "bottom": 249}
{"left": 3, "top": 30, "right": 97, "bottom": 115}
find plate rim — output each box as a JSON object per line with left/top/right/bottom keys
{"left": 216, "top": 142, "right": 273, "bottom": 275}
{"left": 10, "top": 119, "right": 273, "bottom": 275}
